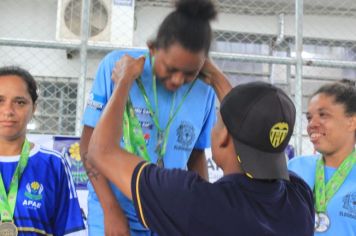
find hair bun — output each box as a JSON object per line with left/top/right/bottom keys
{"left": 175, "top": 0, "right": 217, "bottom": 21}
{"left": 340, "top": 79, "right": 356, "bottom": 87}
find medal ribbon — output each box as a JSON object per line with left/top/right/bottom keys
{"left": 123, "top": 55, "right": 196, "bottom": 166}
{"left": 0, "top": 139, "right": 30, "bottom": 222}
{"left": 314, "top": 150, "right": 356, "bottom": 213}
{"left": 123, "top": 97, "right": 151, "bottom": 162}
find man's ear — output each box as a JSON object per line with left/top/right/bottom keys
{"left": 219, "top": 126, "right": 230, "bottom": 148}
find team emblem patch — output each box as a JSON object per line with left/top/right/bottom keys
{"left": 25, "top": 181, "right": 43, "bottom": 200}
{"left": 87, "top": 92, "right": 105, "bottom": 111}
{"left": 269, "top": 122, "right": 289, "bottom": 148}
{"left": 343, "top": 192, "right": 356, "bottom": 212}
{"left": 177, "top": 122, "right": 195, "bottom": 147}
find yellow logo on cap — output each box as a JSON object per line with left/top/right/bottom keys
{"left": 269, "top": 122, "right": 289, "bottom": 148}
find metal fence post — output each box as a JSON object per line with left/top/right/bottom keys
{"left": 75, "top": 0, "right": 90, "bottom": 136}
{"left": 295, "top": 0, "right": 304, "bottom": 156}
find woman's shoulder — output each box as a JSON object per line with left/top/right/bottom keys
{"left": 29, "top": 143, "right": 65, "bottom": 165}
{"left": 288, "top": 154, "right": 319, "bottom": 169}
{"left": 287, "top": 155, "right": 319, "bottom": 187}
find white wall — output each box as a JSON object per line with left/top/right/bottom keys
{"left": 1, "top": 1, "right": 355, "bottom": 79}
{"left": 134, "top": 7, "right": 356, "bottom": 45}
{"left": 0, "top": 1, "right": 351, "bottom": 157}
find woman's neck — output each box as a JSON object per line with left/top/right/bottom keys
{"left": 323, "top": 145, "right": 355, "bottom": 168}
{"left": 0, "top": 137, "right": 26, "bottom": 156}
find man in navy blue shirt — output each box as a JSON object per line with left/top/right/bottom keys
{"left": 88, "top": 56, "right": 314, "bottom": 236}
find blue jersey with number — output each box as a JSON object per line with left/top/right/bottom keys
{"left": 288, "top": 155, "right": 356, "bottom": 236}
{"left": 82, "top": 49, "right": 216, "bottom": 234}
{"left": 0, "top": 143, "right": 85, "bottom": 235}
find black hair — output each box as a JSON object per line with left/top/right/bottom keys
{"left": 152, "top": 0, "right": 217, "bottom": 54}
{"left": 0, "top": 66, "right": 38, "bottom": 104}
{"left": 312, "top": 79, "right": 356, "bottom": 116}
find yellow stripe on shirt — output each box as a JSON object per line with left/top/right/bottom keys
{"left": 135, "top": 162, "right": 150, "bottom": 228}
{"left": 18, "top": 227, "right": 52, "bottom": 235}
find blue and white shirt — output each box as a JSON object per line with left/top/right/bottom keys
{"left": 0, "top": 143, "right": 85, "bottom": 235}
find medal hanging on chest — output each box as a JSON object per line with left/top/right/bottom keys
{"left": 314, "top": 212, "right": 330, "bottom": 233}
{"left": 123, "top": 55, "right": 196, "bottom": 167}
{"left": 0, "top": 139, "right": 31, "bottom": 236}
{"left": 0, "top": 221, "right": 18, "bottom": 236}
{"left": 313, "top": 151, "right": 356, "bottom": 232}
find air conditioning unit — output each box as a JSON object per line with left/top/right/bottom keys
{"left": 56, "top": 0, "right": 134, "bottom": 46}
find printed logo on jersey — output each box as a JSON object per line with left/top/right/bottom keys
{"left": 269, "top": 122, "right": 289, "bottom": 148}
{"left": 174, "top": 121, "right": 195, "bottom": 151}
{"left": 23, "top": 181, "right": 43, "bottom": 209}
{"left": 143, "top": 133, "right": 150, "bottom": 145}
{"left": 86, "top": 92, "right": 105, "bottom": 111}
{"left": 133, "top": 107, "right": 153, "bottom": 145}
{"left": 340, "top": 192, "right": 356, "bottom": 220}
{"left": 134, "top": 107, "right": 151, "bottom": 116}
{"left": 135, "top": 107, "right": 154, "bottom": 131}
{"left": 24, "top": 181, "right": 43, "bottom": 200}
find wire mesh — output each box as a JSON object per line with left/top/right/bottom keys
{"left": 0, "top": 0, "right": 355, "bottom": 156}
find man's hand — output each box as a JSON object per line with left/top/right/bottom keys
{"left": 199, "top": 58, "right": 220, "bottom": 86}
{"left": 112, "top": 55, "right": 146, "bottom": 85}
{"left": 104, "top": 203, "right": 130, "bottom": 236}
{"left": 199, "top": 58, "right": 232, "bottom": 101}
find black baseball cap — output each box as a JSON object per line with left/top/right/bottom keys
{"left": 220, "top": 81, "right": 295, "bottom": 180}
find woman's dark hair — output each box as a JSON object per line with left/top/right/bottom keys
{"left": 312, "top": 79, "right": 356, "bottom": 116}
{"left": 0, "top": 66, "right": 38, "bottom": 104}
{"left": 152, "top": 0, "right": 217, "bottom": 54}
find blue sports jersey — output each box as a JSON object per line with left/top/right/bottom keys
{"left": 0, "top": 143, "right": 85, "bottom": 235}
{"left": 288, "top": 155, "right": 356, "bottom": 236}
{"left": 131, "top": 161, "right": 315, "bottom": 236}
{"left": 83, "top": 49, "right": 216, "bottom": 233}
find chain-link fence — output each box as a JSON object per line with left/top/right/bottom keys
{"left": 1, "top": 0, "right": 356, "bottom": 156}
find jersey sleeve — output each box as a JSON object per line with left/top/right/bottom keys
{"left": 53, "top": 156, "right": 85, "bottom": 235}
{"left": 131, "top": 161, "right": 205, "bottom": 235}
{"left": 288, "top": 156, "right": 317, "bottom": 188}
{"left": 82, "top": 53, "right": 116, "bottom": 128}
{"left": 194, "top": 87, "right": 216, "bottom": 149}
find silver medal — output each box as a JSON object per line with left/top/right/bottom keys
{"left": 314, "top": 212, "right": 330, "bottom": 232}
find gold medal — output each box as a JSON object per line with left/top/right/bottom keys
{"left": 314, "top": 212, "right": 330, "bottom": 232}
{"left": 0, "top": 221, "right": 18, "bottom": 236}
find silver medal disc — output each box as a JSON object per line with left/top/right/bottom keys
{"left": 315, "top": 212, "right": 330, "bottom": 232}
{"left": 0, "top": 222, "right": 18, "bottom": 236}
